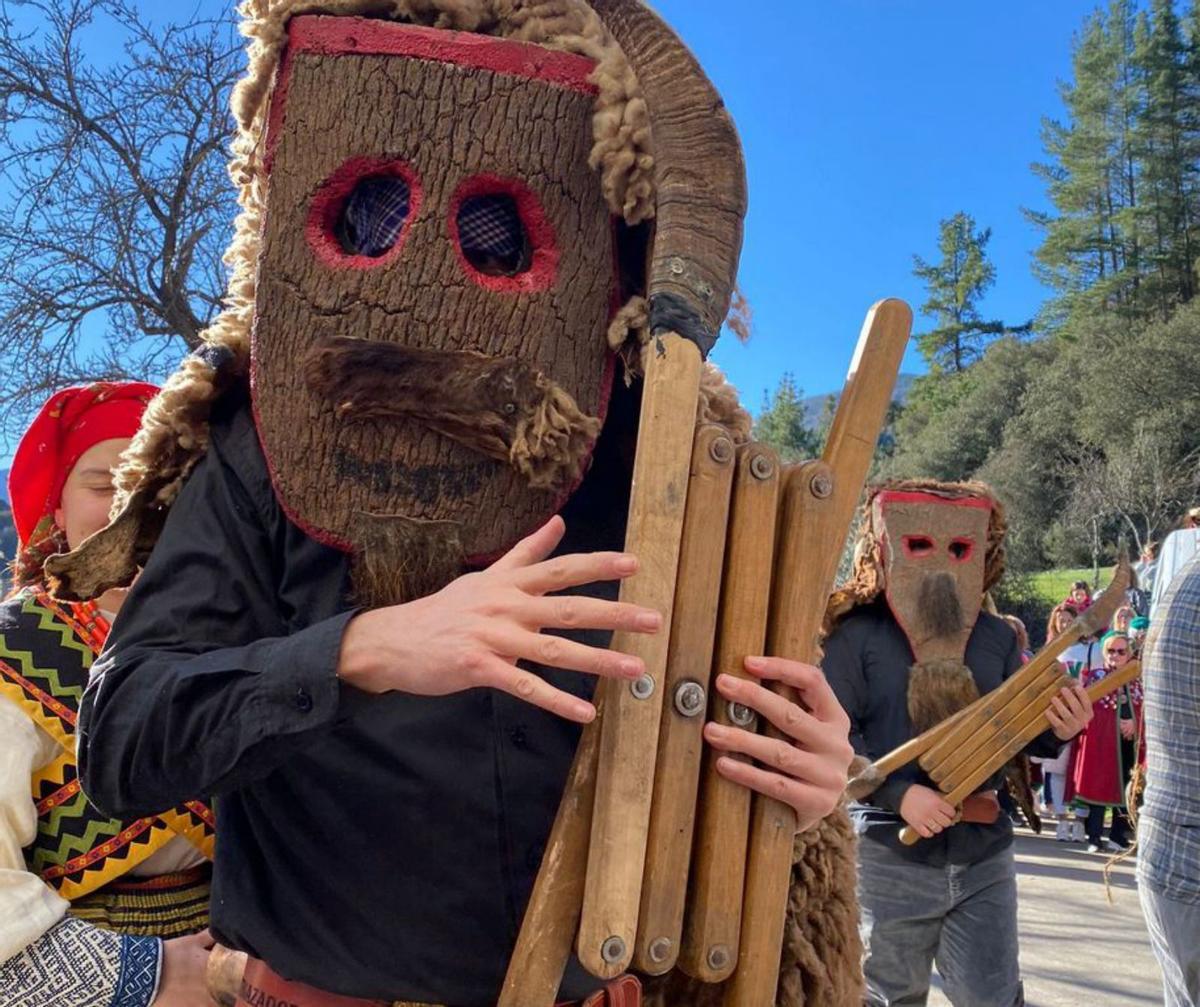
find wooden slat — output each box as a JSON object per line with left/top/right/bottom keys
{"left": 635, "top": 426, "right": 737, "bottom": 976}
{"left": 926, "top": 664, "right": 1062, "bottom": 786}
{"left": 678, "top": 444, "right": 781, "bottom": 982}
{"left": 497, "top": 702, "right": 604, "bottom": 1007}
{"left": 576, "top": 333, "right": 704, "bottom": 979}
{"left": 899, "top": 661, "right": 1143, "bottom": 845}
{"left": 726, "top": 298, "right": 913, "bottom": 1007}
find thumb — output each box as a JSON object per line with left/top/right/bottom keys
{"left": 490, "top": 516, "right": 566, "bottom": 572}
{"left": 190, "top": 928, "right": 215, "bottom": 950}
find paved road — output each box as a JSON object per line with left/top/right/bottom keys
{"left": 927, "top": 829, "right": 1163, "bottom": 1006}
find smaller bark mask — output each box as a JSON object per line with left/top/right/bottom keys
{"left": 874, "top": 490, "right": 992, "bottom": 666}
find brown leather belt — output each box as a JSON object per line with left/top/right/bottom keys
{"left": 234, "top": 957, "right": 641, "bottom": 1007}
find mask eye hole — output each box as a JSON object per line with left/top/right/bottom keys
{"left": 456, "top": 195, "right": 530, "bottom": 276}
{"left": 949, "top": 538, "right": 975, "bottom": 562}
{"left": 903, "top": 535, "right": 935, "bottom": 558}
{"left": 307, "top": 158, "right": 421, "bottom": 269}
{"left": 337, "top": 176, "right": 411, "bottom": 257}
{"left": 450, "top": 175, "right": 558, "bottom": 293}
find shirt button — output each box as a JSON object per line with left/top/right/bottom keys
{"left": 510, "top": 726, "right": 528, "bottom": 749}
{"left": 295, "top": 688, "right": 314, "bottom": 713}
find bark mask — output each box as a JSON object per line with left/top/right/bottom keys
{"left": 873, "top": 489, "right": 994, "bottom": 733}
{"left": 252, "top": 18, "right": 620, "bottom": 602}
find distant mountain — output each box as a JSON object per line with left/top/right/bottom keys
{"left": 800, "top": 372, "right": 916, "bottom": 427}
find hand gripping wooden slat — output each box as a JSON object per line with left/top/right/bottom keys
{"left": 898, "top": 660, "right": 1143, "bottom": 846}
{"left": 634, "top": 426, "right": 737, "bottom": 976}
{"left": 726, "top": 298, "right": 913, "bottom": 1007}
{"left": 577, "top": 333, "right": 704, "bottom": 979}
{"left": 678, "top": 444, "right": 782, "bottom": 983}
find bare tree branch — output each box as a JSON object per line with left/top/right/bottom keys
{"left": 0, "top": 0, "right": 239, "bottom": 449}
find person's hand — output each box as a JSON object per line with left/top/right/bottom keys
{"left": 1046, "top": 684, "right": 1094, "bottom": 741}
{"left": 1120, "top": 717, "right": 1136, "bottom": 740}
{"left": 154, "top": 929, "right": 214, "bottom": 1007}
{"left": 899, "top": 784, "right": 958, "bottom": 839}
{"left": 700, "top": 657, "right": 855, "bottom": 833}
{"left": 337, "top": 517, "right": 662, "bottom": 723}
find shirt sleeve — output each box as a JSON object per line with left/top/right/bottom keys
{"left": 822, "top": 624, "right": 914, "bottom": 814}
{"left": 0, "top": 917, "right": 161, "bottom": 1007}
{"left": 0, "top": 700, "right": 69, "bottom": 965}
{"left": 77, "top": 416, "right": 356, "bottom": 821}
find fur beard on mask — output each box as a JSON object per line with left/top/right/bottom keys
{"left": 906, "top": 659, "right": 981, "bottom": 736}
{"left": 348, "top": 512, "right": 465, "bottom": 608}
{"left": 916, "top": 571, "right": 965, "bottom": 640}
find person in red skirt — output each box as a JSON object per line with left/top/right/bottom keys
{"left": 1070, "top": 630, "right": 1144, "bottom": 853}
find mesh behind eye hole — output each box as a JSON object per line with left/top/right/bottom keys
{"left": 338, "top": 176, "right": 411, "bottom": 257}
{"left": 457, "top": 194, "right": 530, "bottom": 275}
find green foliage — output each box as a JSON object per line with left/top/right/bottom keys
{"left": 912, "top": 213, "right": 1025, "bottom": 372}
{"left": 1028, "top": 0, "right": 1200, "bottom": 323}
{"left": 754, "top": 373, "right": 818, "bottom": 462}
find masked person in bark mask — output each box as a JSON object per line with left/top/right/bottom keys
{"left": 822, "top": 480, "right": 1094, "bottom": 1007}
{"left": 52, "top": 3, "right": 855, "bottom": 1006}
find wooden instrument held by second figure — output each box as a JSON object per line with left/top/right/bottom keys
{"left": 844, "top": 560, "right": 1140, "bottom": 847}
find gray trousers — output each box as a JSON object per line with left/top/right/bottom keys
{"left": 857, "top": 838, "right": 1023, "bottom": 1007}
{"left": 1140, "top": 880, "right": 1200, "bottom": 1007}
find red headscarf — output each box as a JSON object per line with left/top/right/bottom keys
{"left": 8, "top": 382, "right": 159, "bottom": 548}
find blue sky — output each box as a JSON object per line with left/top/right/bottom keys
{"left": 659, "top": 0, "right": 1102, "bottom": 409}
{"left": 2, "top": 0, "right": 1107, "bottom": 465}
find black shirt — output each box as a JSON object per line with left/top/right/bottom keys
{"left": 77, "top": 385, "right": 631, "bottom": 1004}
{"left": 822, "top": 600, "right": 1062, "bottom": 867}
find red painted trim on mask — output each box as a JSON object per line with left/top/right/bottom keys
{"left": 306, "top": 157, "right": 422, "bottom": 270}
{"left": 876, "top": 490, "right": 993, "bottom": 511}
{"left": 263, "top": 18, "right": 598, "bottom": 175}
{"left": 449, "top": 174, "right": 559, "bottom": 293}
{"left": 289, "top": 16, "right": 599, "bottom": 92}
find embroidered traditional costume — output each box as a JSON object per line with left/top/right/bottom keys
{"left": 0, "top": 383, "right": 214, "bottom": 1007}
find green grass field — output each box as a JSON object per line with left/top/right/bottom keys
{"left": 1028, "top": 567, "right": 1098, "bottom": 609}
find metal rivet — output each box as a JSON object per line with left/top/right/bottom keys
{"left": 647, "top": 936, "right": 673, "bottom": 964}
{"left": 727, "top": 702, "right": 756, "bottom": 728}
{"left": 707, "top": 944, "right": 731, "bottom": 972}
{"left": 811, "top": 472, "right": 834, "bottom": 499}
{"left": 674, "top": 681, "right": 706, "bottom": 718}
{"left": 709, "top": 436, "right": 734, "bottom": 464}
{"left": 750, "top": 453, "right": 774, "bottom": 480}
{"left": 631, "top": 674, "right": 655, "bottom": 701}
{"left": 601, "top": 936, "right": 627, "bottom": 965}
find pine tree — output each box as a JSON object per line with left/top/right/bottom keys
{"left": 1029, "top": 5, "right": 1142, "bottom": 317}
{"left": 754, "top": 374, "right": 817, "bottom": 462}
{"left": 1135, "top": 0, "right": 1197, "bottom": 313}
{"left": 911, "top": 212, "right": 1020, "bottom": 372}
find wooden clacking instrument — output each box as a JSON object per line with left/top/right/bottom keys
{"left": 841, "top": 559, "right": 1142, "bottom": 848}
{"left": 499, "top": 297, "right": 913, "bottom": 1007}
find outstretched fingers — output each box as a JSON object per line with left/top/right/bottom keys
{"left": 473, "top": 653, "right": 596, "bottom": 724}
{"left": 513, "top": 551, "right": 639, "bottom": 596}
{"left": 516, "top": 594, "right": 662, "bottom": 635}
{"left": 485, "top": 625, "right": 644, "bottom": 681}
{"left": 490, "top": 516, "right": 568, "bottom": 572}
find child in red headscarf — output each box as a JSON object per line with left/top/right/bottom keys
{"left": 1, "top": 383, "right": 216, "bottom": 1007}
